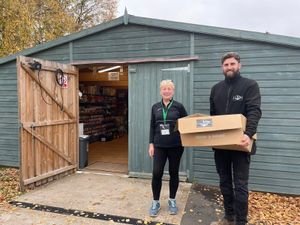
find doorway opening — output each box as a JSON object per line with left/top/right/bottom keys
{"left": 78, "top": 64, "right": 128, "bottom": 174}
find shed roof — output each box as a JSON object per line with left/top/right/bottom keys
{"left": 1, "top": 11, "right": 300, "bottom": 65}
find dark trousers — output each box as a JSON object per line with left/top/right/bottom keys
{"left": 214, "top": 150, "right": 251, "bottom": 225}
{"left": 152, "top": 147, "right": 184, "bottom": 200}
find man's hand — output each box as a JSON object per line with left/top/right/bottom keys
{"left": 148, "top": 143, "right": 155, "bottom": 158}
{"left": 240, "top": 134, "right": 251, "bottom": 147}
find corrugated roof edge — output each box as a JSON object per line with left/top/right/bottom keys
{"left": 1, "top": 13, "right": 300, "bottom": 65}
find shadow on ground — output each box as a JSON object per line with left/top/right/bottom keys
{"left": 181, "top": 183, "right": 225, "bottom": 225}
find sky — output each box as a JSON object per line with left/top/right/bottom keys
{"left": 117, "top": 0, "right": 300, "bottom": 38}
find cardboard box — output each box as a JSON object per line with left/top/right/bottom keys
{"left": 178, "top": 114, "right": 256, "bottom": 152}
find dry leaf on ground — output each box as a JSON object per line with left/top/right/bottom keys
{"left": 0, "top": 167, "right": 22, "bottom": 203}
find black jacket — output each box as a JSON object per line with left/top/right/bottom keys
{"left": 210, "top": 73, "right": 262, "bottom": 154}
{"left": 149, "top": 100, "right": 187, "bottom": 148}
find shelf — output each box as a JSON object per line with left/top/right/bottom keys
{"left": 79, "top": 85, "right": 128, "bottom": 142}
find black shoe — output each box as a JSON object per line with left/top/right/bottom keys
{"left": 224, "top": 214, "right": 235, "bottom": 222}
{"left": 210, "top": 219, "right": 235, "bottom": 225}
{"left": 235, "top": 221, "right": 247, "bottom": 225}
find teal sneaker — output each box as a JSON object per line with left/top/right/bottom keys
{"left": 168, "top": 199, "right": 178, "bottom": 215}
{"left": 149, "top": 200, "right": 160, "bottom": 217}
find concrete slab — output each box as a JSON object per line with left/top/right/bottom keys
{"left": 9, "top": 171, "right": 191, "bottom": 225}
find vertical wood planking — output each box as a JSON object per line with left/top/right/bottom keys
{"left": 18, "top": 56, "right": 78, "bottom": 188}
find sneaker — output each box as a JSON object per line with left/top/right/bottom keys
{"left": 168, "top": 199, "right": 178, "bottom": 215}
{"left": 149, "top": 200, "right": 160, "bottom": 217}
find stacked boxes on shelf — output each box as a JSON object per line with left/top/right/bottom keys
{"left": 113, "top": 89, "right": 128, "bottom": 137}
{"left": 79, "top": 85, "right": 127, "bottom": 142}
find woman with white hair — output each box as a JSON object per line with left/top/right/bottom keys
{"left": 148, "top": 79, "right": 187, "bottom": 217}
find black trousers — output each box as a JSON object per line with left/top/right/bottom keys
{"left": 152, "top": 147, "right": 184, "bottom": 200}
{"left": 214, "top": 150, "right": 250, "bottom": 225}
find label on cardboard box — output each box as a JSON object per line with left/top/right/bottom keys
{"left": 196, "top": 119, "right": 213, "bottom": 127}
{"left": 178, "top": 114, "right": 246, "bottom": 134}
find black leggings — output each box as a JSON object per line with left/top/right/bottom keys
{"left": 151, "top": 147, "right": 184, "bottom": 200}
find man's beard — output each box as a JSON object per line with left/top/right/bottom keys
{"left": 223, "top": 69, "right": 240, "bottom": 78}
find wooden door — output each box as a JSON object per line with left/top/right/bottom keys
{"left": 17, "top": 56, "right": 79, "bottom": 189}
{"left": 128, "top": 62, "right": 190, "bottom": 178}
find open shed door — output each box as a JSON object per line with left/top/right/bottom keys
{"left": 128, "top": 62, "right": 190, "bottom": 178}
{"left": 17, "top": 56, "right": 79, "bottom": 189}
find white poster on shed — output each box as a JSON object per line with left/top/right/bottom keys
{"left": 108, "top": 72, "right": 120, "bottom": 81}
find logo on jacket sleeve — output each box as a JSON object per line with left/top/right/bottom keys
{"left": 232, "top": 95, "right": 243, "bottom": 101}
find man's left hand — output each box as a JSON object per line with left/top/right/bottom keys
{"left": 240, "top": 134, "right": 251, "bottom": 147}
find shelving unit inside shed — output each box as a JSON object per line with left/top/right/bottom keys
{"left": 79, "top": 86, "right": 127, "bottom": 142}
{"left": 78, "top": 64, "right": 128, "bottom": 173}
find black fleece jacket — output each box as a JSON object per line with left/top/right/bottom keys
{"left": 210, "top": 73, "right": 262, "bottom": 154}
{"left": 149, "top": 100, "right": 187, "bottom": 148}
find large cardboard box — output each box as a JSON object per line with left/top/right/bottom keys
{"left": 178, "top": 114, "right": 256, "bottom": 152}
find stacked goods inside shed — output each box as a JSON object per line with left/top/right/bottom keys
{"left": 79, "top": 85, "right": 128, "bottom": 142}
{"left": 78, "top": 64, "right": 128, "bottom": 172}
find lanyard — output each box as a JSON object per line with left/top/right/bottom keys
{"left": 162, "top": 100, "right": 173, "bottom": 124}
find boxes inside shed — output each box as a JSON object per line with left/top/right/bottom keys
{"left": 78, "top": 64, "right": 128, "bottom": 173}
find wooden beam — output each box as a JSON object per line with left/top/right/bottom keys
{"left": 22, "top": 119, "right": 77, "bottom": 128}
{"left": 39, "top": 65, "right": 77, "bottom": 76}
{"left": 21, "top": 63, "right": 75, "bottom": 119}
{"left": 23, "top": 165, "right": 76, "bottom": 185}
{"left": 71, "top": 56, "right": 200, "bottom": 66}
{"left": 22, "top": 126, "right": 73, "bottom": 164}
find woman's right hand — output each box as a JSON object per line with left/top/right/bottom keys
{"left": 148, "top": 143, "right": 155, "bottom": 158}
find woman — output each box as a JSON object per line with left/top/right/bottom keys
{"left": 148, "top": 79, "right": 187, "bottom": 217}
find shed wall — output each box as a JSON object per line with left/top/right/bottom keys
{"left": 0, "top": 61, "right": 19, "bottom": 166}
{"left": 192, "top": 34, "right": 300, "bottom": 194}
{"left": 30, "top": 44, "right": 71, "bottom": 63}
{"left": 72, "top": 25, "right": 190, "bottom": 60}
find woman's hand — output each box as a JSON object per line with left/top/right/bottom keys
{"left": 148, "top": 143, "right": 155, "bottom": 158}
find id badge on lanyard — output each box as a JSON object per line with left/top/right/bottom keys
{"left": 160, "top": 100, "right": 173, "bottom": 136}
{"left": 160, "top": 124, "right": 170, "bottom": 135}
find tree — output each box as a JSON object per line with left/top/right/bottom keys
{"left": 0, "top": 0, "right": 35, "bottom": 55}
{"left": 0, "top": 0, "right": 118, "bottom": 57}
{"left": 30, "top": 0, "right": 77, "bottom": 44}
{"left": 67, "top": 0, "right": 118, "bottom": 31}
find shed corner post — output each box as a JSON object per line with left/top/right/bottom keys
{"left": 186, "top": 33, "right": 195, "bottom": 182}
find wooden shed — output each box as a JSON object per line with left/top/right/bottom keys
{"left": 0, "top": 12, "right": 299, "bottom": 194}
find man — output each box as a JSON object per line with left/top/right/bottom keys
{"left": 210, "top": 52, "right": 262, "bottom": 225}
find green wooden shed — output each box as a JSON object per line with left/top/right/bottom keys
{"left": 0, "top": 12, "right": 299, "bottom": 194}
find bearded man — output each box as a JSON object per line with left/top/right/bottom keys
{"left": 209, "top": 52, "right": 262, "bottom": 225}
